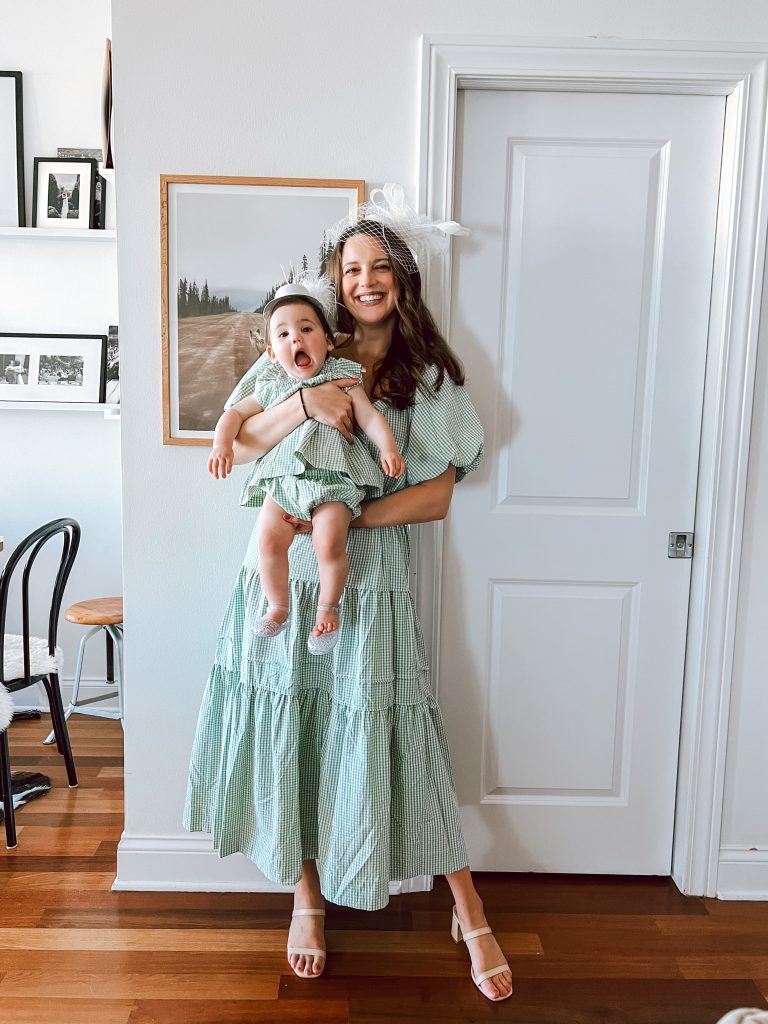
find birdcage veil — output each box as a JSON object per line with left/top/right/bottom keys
{"left": 323, "top": 183, "right": 469, "bottom": 273}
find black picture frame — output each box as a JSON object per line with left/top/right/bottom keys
{"left": 0, "top": 71, "right": 25, "bottom": 227}
{"left": 0, "top": 332, "right": 107, "bottom": 403}
{"left": 31, "top": 157, "right": 97, "bottom": 229}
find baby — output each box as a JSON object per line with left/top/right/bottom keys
{"left": 209, "top": 282, "right": 405, "bottom": 655}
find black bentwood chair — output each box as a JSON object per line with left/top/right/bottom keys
{"left": 0, "top": 518, "right": 81, "bottom": 848}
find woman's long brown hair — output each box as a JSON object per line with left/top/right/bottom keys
{"left": 326, "top": 221, "right": 465, "bottom": 408}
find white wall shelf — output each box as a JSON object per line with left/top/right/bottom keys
{"left": 0, "top": 227, "right": 116, "bottom": 240}
{"left": 0, "top": 402, "right": 119, "bottom": 417}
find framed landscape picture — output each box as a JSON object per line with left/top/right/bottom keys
{"left": 0, "top": 333, "right": 107, "bottom": 403}
{"left": 0, "top": 71, "right": 25, "bottom": 227}
{"left": 32, "top": 157, "right": 97, "bottom": 229}
{"left": 160, "top": 175, "right": 364, "bottom": 445}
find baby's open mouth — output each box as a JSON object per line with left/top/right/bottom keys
{"left": 294, "top": 351, "right": 311, "bottom": 368}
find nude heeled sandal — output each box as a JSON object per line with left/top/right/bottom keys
{"left": 307, "top": 604, "right": 341, "bottom": 655}
{"left": 287, "top": 907, "right": 326, "bottom": 978}
{"left": 451, "top": 905, "right": 513, "bottom": 1001}
{"left": 252, "top": 604, "right": 289, "bottom": 638}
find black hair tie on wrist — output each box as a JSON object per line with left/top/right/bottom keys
{"left": 299, "top": 389, "right": 309, "bottom": 420}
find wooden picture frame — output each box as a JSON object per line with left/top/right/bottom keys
{"left": 0, "top": 333, "right": 107, "bottom": 403}
{"left": 32, "top": 157, "right": 97, "bottom": 229}
{"left": 160, "top": 175, "right": 364, "bottom": 445}
{"left": 0, "top": 71, "right": 25, "bottom": 227}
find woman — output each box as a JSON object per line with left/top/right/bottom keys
{"left": 184, "top": 217, "right": 513, "bottom": 1002}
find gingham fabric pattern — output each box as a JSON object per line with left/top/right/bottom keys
{"left": 183, "top": 365, "right": 484, "bottom": 910}
{"left": 228, "top": 354, "right": 386, "bottom": 519}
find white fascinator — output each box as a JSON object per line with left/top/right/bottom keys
{"left": 324, "top": 182, "right": 469, "bottom": 273}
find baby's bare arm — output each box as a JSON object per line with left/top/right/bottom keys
{"left": 349, "top": 387, "right": 398, "bottom": 454}
{"left": 210, "top": 397, "right": 264, "bottom": 480}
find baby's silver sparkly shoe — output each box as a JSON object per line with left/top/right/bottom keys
{"left": 252, "top": 604, "right": 289, "bottom": 638}
{"left": 307, "top": 604, "right": 341, "bottom": 655}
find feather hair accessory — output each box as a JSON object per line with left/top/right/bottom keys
{"left": 324, "top": 182, "right": 469, "bottom": 271}
{"left": 263, "top": 267, "right": 338, "bottom": 330}
{"left": 295, "top": 270, "right": 336, "bottom": 326}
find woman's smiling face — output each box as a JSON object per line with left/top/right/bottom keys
{"left": 267, "top": 301, "right": 333, "bottom": 380}
{"left": 340, "top": 234, "right": 397, "bottom": 327}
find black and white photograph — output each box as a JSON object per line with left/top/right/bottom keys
{"left": 0, "top": 71, "right": 25, "bottom": 226}
{"left": 45, "top": 172, "right": 80, "bottom": 219}
{"left": 161, "top": 175, "right": 363, "bottom": 444}
{"left": 37, "top": 354, "right": 85, "bottom": 385}
{"left": 0, "top": 333, "right": 106, "bottom": 403}
{"left": 105, "top": 323, "right": 119, "bottom": 403}
{"left": 0, "top": 352, "right": 29, "bottom": 386}
{"left": 32, "top": 157, "right": 97, "bottom": 229}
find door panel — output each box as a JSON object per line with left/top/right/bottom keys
{"left": 441, "top": 90, "right": 725, "bottom": 872}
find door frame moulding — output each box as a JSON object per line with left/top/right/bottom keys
{"left": 417, "top": 35, "right": 768, "bottom": 898}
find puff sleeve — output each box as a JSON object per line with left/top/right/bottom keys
{"left": 224, "top": 353, "right": 272, "bottom": 410}
{"left": 405, "top": 365, "right": 484, "bottom": 485}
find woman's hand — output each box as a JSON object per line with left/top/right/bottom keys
{"left": 302, "top": 379, "right": 358, "bottom": 443}
{"left": 282, "top": 513, "right": 313, "bottom": 534}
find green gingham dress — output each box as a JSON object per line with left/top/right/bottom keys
{"left": 183, "top": 363, "right": 484, "bottom": 910}
{"left": 237, "top": 354, "right": 386, "bottom": 520}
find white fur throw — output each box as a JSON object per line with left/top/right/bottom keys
{"left": 716, "top": 1012, "right": 768, "bottom": 1024}
{"left": 1, "top": 635, "right": 64, "bottom": 733}
{"left": 0, "top": 682, "right": 11, "bottom": 734}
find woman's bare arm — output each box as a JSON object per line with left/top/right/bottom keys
{"left": 232, "top": 378, "right": 358, "bottom": 464}
{"left": 352, "top": 467, "right": 456, "bottom": 527}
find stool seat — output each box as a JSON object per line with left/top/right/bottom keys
{"left": 64, "top": 597, "right": 123, "bottom": 626}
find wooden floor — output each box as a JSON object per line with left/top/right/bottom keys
{"left": 2, "top": 717, "right": 768, "bottom": 1024}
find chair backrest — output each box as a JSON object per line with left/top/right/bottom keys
{"left": 0, "top": 518, "right": 81, "bottom": 684}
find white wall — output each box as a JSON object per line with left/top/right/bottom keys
{"left": 111, "top": 0, "right": 768, "bottom": 893}
{"left": 0, "top": 0, "right": 122, "bottom": 699}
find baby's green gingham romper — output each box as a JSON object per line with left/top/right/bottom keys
{"left": 237, "top": 353, "right": 387, "bottom": 520}
{"left": 183, "top": 363, "right": 484, "bottom": 911}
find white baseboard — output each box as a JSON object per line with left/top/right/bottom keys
{"left": 12, "top": 676, "right": 119, "bottom": 713}
{"left": 115, "top": 832, "right": 430, "bottom": 896}
{"left": 717, "top": 846, "right": 768, "bottom": 899}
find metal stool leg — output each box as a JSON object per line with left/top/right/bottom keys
{"left": 43, "top": 625, "right": 101, "bottom": 745}
{"left": 106, "top": 624, "right": 124, "bottom": 727}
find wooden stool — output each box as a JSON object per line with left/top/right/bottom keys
{"left": 43, "top": 597, "right": 123, "bottom": 745}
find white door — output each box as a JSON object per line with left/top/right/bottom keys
{"left": 439, "top": 89, "right": 725, "bottom": 873}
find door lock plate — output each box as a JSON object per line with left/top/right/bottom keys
{"left": 668, "top": 532, "right": 694, "bottom": 558}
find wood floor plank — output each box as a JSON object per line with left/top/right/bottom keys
{"left": 677, "top": 955, "right": 768, "bottom": 979}
{"left": 127, "top": 1000, "right": 349, "bottom": 1023}
{"left": 0, "top": 970, "right": 280, "bottom": 1000}
{"left": 1, "top": 827, "right": 119, "bottom": 856}
{"left": 0, "top": 997, "right": 134, "bottom": 1024}
{"left": 0, "top": 927, "right": 542, "bottom": 955}
{"left": 0, "top": 872, "right": 116, "bottom": 892}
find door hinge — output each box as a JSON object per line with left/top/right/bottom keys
{"left": 668, "top": 532, "right": 694, "bottom": 558}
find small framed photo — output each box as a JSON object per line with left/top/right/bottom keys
{"left": 161, "top": 174, "right": 364, "bottom": 445}
{"left": 105, "top": 324, "right": 119, "bottom": 403}
{"left": 0, "top": 333, "right": 106, "bottom": 403}
{"left": 32, "top": 157, "right": 97, "bottom": 229}
{"left": 0, "top": 71, "right": 25, "bottom": 227}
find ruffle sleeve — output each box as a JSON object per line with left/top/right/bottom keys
{"left": 405, "top": 365, "right": 484, "bottom": 485}
{"left": 224, "top": 353, "right": 271, "bottom": 409}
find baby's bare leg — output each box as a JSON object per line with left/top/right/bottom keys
{"left": 258, "top": 495, "right": 296, "bottom": 624}
{"left": 310, "top": 502, "right": 352, "bottom": 636}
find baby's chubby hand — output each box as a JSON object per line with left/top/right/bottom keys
{"left": 208, "top": 444, "right": 234, "bottom": 480}
{"left": 381, "top": 450, "right": 406, "bottom": 478}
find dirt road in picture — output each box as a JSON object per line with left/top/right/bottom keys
{"left": 178, "top": 311, "right": 265, "bottom": 432}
